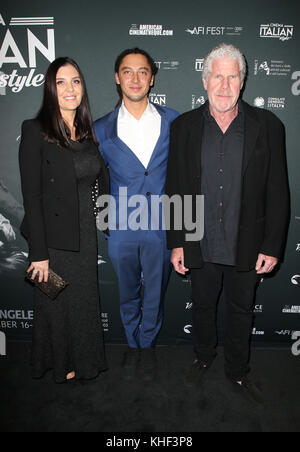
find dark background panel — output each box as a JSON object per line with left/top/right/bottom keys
{"left": 0, "top": 0, "right": 299, "bottom": 348}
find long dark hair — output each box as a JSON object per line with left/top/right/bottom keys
{"left": 114, "top": 48, "right": 158, "bottom": 107}
{"left": 37, "top": 57, "right": 98, "bottom": 148}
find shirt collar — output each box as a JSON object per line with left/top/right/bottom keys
{"left": 119, "top": 100, "right": 159, "bottom": 121}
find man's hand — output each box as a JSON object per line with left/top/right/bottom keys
{"left": 171, "top": 247, "right": 189, "bottom": 275}
{"left": 255, "top": 253, "right": 278, "bottom": 274}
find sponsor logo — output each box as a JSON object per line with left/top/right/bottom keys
{"left": 149, "top": 93, "right": 167, "bottom": 106}
{"left": 192, "top": 94, "right": 205, "bottom": 110}
{"left": 0, "top": 13, "right": 55, "bottom": 94}
{"left": 292, "top": 331, "right": 300, "bottom": 356}
{"left": 195, "top": 59, "right": 204, "bottom": 72}
{"left": 252, "top": 328, "right": 264, "bottom": 336}
{"left": 155, "top": 61, "right": 179, "bottom": 70}
{"left": 254, "top": 59, "right": 292, "bottom": 77}
{"left": 129, "top": 24, "right": 173, "bottom": 37}
{"left": 185, "top": 301, "right": 193, "bottom": 310}
{"left": 296, "top": 244, "right": 300, "bottom": 251}
{"left": 267, "top": 97, "right": 285, "bottom": 109}
{"left": 291, "top": 275, "right": 300, "bottom": 285}
{"left": 186, "top": 26, "right": 242, "bottom": 36}
{"left": 291, "top": 71, "right": 300, "bottom": 95}
{"left": 101, "top": 313, "right": 108, "bottom": 332}
{"left": 253, "top": 97, "right": 285, "bottom": 109}
{"left": 184, "top": 325, "right": 192, "bottom": 334}
{"left": 282, "top": 306, "right": 300, "bottom": 314}
{"left": 260, "top": 23, "right": 294, "bottom": 41}
{"left": 0, "top": 331, "right": 6, "bottom": 356}
{"left": 275, "top": 330, "right": 295, "bottom": 336}
{"left": 254, "top": 97, "right": 265, "bottom": 108}
{"left": 253, "top": 305, "right": 263, "bottom": 313}
{"left": 97, "top": 254, "right": 106, "bottom": 265}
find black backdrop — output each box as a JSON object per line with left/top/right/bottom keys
{"left": 0, "top": 0, "right": 299, "bottom": 348}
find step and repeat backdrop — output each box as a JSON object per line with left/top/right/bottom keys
{"left": 0, "top": 0, "right": 299, "bottom": 348}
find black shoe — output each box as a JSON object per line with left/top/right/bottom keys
{"left": 122, "top": 348, "right": 140, "bottom": 381}
{"left": 185, "top": 359, "right": 209, "bottom": 388}
{"left": 140, "top": 348, "right": 156, "bottom": 382}
{"left": 230, "top": 377, "right": 264, "bottom": 405}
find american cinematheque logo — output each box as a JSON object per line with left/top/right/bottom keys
{"left": 0, "top": 13, "right": 55, "bottom": 94}
{"left": 260, "top": 23, "right": 294, "bottom": 41}
{"left": 129, "top": 24, "right": 174, "bottom": 36}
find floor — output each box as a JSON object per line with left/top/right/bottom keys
{"left": 0, "top": 342, "right": 300, "bottom": 432}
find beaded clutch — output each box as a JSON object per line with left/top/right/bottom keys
{"left": 25, "top": 268, "right": 68, "bottom": 300}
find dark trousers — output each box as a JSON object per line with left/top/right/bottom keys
{"left": 190, "top": 263, "right": 260, "bottom": 380}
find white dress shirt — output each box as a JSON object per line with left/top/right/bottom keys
{"left": 117, "top": 101, "right": 161, "bottom": 169}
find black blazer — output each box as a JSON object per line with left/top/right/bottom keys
{"left": 19, "top": 119, "right": 110, "bottom": 262}
{"left": 165, "top": 100, "right": 290, "bottom": 271}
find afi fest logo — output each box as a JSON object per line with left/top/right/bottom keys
{"left": 0, "top": 331, "right": 6, "bottom": 356}
{"left": 0, "top": 13, "right": 55, "bottom": 94}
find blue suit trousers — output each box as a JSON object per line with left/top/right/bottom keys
{"left": 108, "top": 237, "right": 171, "bottom": 349}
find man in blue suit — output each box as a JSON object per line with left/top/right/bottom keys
{"left": 94, "top": 48, "right": 179, "bottom": 381}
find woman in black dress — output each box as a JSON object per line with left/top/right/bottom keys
{"left": 19, "top": 57, "right": 109, "bottom": 383}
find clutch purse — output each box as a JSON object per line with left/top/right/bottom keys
{"left": 25, "top": 268, "right": 68, "bottom": 300}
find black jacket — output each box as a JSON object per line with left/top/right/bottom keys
{"left": 19, "top": 119, "right": 109, "bottom": 262}
{"left": 165, "top": 100, "right": 290, "bottom": 271}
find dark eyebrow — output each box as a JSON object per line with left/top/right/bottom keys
{"left": 120, "top": 66, "right": 150, "bottom": 71}
{"left": 56, "top": 76, "right": 81, "bottom": 80}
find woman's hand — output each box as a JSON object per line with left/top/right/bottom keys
{"left": 27, "top": 260, "right": 49, "bottom": 283}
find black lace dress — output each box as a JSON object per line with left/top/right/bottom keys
{"left": 31, "top": 140, "right": 107, "bottom": 383}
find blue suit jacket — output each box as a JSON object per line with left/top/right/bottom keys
{"left": 94, "top": 104, "right": 179, "bottom": 241}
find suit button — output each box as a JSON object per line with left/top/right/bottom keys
{"left": 145, "top": 171, "right": 149, "bottom": 176}
{"left": 146, "top": 192, "right": 151, "bottom": 197}
{"left": 50, "top": 178, "right": 54, "bottom": 183}
{"left": 55, "top": 213, "right": 59, "bottom": 217}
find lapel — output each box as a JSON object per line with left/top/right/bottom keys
{"left": 189, "top": 105, "right": 206, "bottom": 176}
{"left": 241, "top": 101, "right": 261, "bottom": 175}
{"left": 147, "top": 104, "right": 168, "bottom": 169}
{"left": 107, "top": 103, "right": 167, "bottom": 170}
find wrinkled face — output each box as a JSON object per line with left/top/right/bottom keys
{"left": 56, "top": 64, "right": 83, "bottom": 114}
{"left": 115, "top": 53, "right": 154, "bottom": 103}
{"left": 203, "top": 57, "right": 243, "bottom": 114}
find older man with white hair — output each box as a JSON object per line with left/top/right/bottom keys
{"left": 165, "top": 43, "right": 290, "bottom": 403}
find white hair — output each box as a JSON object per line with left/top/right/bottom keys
{"left": 202, "top": 43, "right": 247, "bottom": 82}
